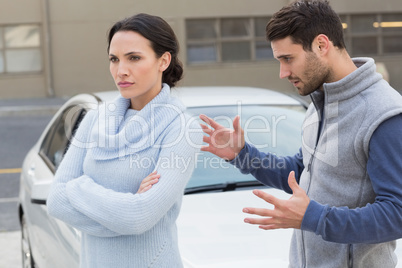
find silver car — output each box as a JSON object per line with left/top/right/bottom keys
{"left": 19, "top": 86, "right": 401, "bottom": 268}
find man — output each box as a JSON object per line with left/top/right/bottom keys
{"left": 199, "top": 0, "right": 402, "bottom": 267}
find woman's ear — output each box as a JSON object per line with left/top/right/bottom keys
{"left": 159, "top": 52, "right": 172, "bottom": 72}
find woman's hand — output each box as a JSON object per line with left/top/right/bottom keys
{"left": 137, "top": 171, "right": 160, "bottom": 194}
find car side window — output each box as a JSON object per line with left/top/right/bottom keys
{"left": 40, "top": 106, "right": 87, "bottom": 173}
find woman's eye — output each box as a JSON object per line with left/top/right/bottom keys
{"left": 130, "top": 56, "right": 140, "bottom": 61}
{"left": 109, "top": 57, "right": 118, "bottom": 63}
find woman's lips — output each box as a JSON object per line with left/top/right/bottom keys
{"left": 118, "top": 81, "right": 134, "bottom": 88}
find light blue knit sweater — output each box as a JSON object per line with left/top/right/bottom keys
{"left": 47, "top": 84, "right": 202, "bottom": 268}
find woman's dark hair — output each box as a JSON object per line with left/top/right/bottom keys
{"left": 107, "top": 13, "right": 183, "bottom": 87}
{"left": 266, "top": 0, "right": 346, "bottom": 51}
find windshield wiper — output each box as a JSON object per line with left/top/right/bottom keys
{"left": 184, "top": 180, "right": 265, "bottom": 195}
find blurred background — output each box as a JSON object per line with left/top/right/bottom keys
{"left": 0, "top": 0, "right": 401, "bottom": 100}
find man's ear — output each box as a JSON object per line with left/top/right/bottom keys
{"left": 159, "top": 52, "right": 172, "bottom": 72}
{"left": 314, "top": 34, "right": 331, "bottom": 55}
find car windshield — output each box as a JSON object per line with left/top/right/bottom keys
{"left": 186, "top": 105, "right": 305, "bottom": 189}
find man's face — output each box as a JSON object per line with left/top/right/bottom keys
{"left": 271, "top": 37, "right": 330, "bottom": 96}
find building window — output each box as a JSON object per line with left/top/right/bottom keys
{"left": 341, "top": 13, "right": 402, "bottom": 56}
{"left": 0, "top": 28, "right": 4, "bottom": 73}
{"left": 186, "top": 17, "right": 271, "bottom": 64}
{"left": 186, "top": 19, "right": 217, "bottom": 63}
{"left": 186, "top": 13, "right": 402, "bottom": 64}
{"left": 382, "top": 14, "right": 402, "bottom": 54}
{"left": 0, "top": 24, "right": 42, "bottom": 74}
{"left": 255, "top": 17, "right": 273, "bottom": 60}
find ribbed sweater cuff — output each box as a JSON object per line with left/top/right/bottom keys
{"left": 229, "top": 143, "right": 250, "bottom": 168}
{"left": 301, "top": 200, "right": 324, "bottom": 233}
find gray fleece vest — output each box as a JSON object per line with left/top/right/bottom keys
{"left": 289, "top": 58, "right": 402, "bottom": 268}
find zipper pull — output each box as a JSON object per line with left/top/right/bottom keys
{"left": 307, "top": 146, "right": 317, "bottom": 172}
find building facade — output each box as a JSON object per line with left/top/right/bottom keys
{"left": 1, "top": 0, "right": 401, "bottom": 99}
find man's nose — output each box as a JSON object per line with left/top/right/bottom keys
{"left": 279, "top": 64, "right": 291, "bottom": 79}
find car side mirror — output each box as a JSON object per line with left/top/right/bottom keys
{"left": 31, "top": 181, "right": 51, "bottom": 205}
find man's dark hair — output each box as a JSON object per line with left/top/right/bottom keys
{"left": 266, "top": 0, "right": 346, "bottom": 51}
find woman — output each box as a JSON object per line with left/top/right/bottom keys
{"left": 47, "top": 13, "right": 201, "bottom": 267}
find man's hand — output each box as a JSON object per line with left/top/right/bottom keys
{"left": 243, "top": 171, "right": 310, "bottom": 230}
{"left": 199, "top": 114, "right": 245, "bottom": 161}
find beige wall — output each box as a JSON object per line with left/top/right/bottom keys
{"left": 331, "top": 0, "right": 402, "bottom": 13}
{"left": 0, "top": 0, "right": 47, "bottom": 98}
{"left": 0, "top": 0, "right": 41, "bottom": 23}
{"left": 46, "top": 0, "right": 293, "bottom": 97}
{"left": 0, "top": 0, "right": 401, "bottom": 99}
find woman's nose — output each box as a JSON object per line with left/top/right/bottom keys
{"left": 117, "top": 62, "right": 129, "bottom": 77}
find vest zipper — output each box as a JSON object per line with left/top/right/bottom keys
{"left": 307, "top": 146, "right": 317, "bottom": 173}
{"left": 306, "top": 144, "right": 317, "bottom": 192}
{"left": 300, "top": 231, "right": 307, "bottom": 268}
{"left": 302, "top": 100, "right": 325, "bottom": 268}
{"left": 348, "top": 244, "right": 353, "bottom": 268}
{"left": 299, "top": 145, "right": 316, "bottom": 268}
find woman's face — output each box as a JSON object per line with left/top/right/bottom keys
{"left": 108, "top": 31, "right": 170, "bottom": 110}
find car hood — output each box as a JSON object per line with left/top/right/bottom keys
{"left": 177, "top": 188, "right": 293, "bottom": 268}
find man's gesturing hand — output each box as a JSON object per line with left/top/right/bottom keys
{"left": 243, "top": 171, "right": 310, "bottom": 230}
{"left": 199, "top": 114, "right": 245, "bottom": 161}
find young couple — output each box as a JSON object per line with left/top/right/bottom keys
{"left": 47, "top": 1, "right": 402, "bottom": 267}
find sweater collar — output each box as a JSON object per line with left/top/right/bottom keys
{"left": 89, "top": 83, "right": 186, "bottom": 160}
{"left": 310, "top": 57, "right": 382, "bottom": 109}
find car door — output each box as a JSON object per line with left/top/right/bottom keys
{"left": 27, "top": 104, "right": 88, "bottom": 268}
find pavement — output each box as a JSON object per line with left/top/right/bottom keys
{"left": 0, "top": 231, "right": 21, "bottom": 267}
{"left": 0, "top": 96, "right": 67, "bottom": 117}
{"left": 0, "top": 96, "right": 67, "bottom": 268}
